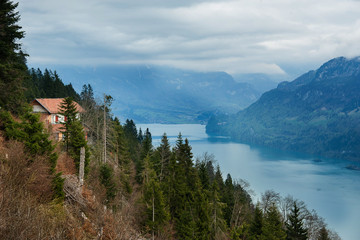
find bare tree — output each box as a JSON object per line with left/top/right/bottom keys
{"left": 279, "top": 194, "right": 294, "bottom": 222}
{"left": 230, "top": 179, "right": 253, "bottom": 227}
{"left": 260, "top": 189, "right": 280, "bottom": 213}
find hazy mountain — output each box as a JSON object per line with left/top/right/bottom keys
{"left": 54, "top": 65, "right": 261, "bottom": 123}
{"left": 207, "top": 57, "right": 360, "bottom": 160}
{"left": 233, "top": 73, "right": 285, "bottom": 93}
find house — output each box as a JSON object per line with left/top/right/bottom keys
{"left": 31, "top": 98, "right": 85, "bottom": 141}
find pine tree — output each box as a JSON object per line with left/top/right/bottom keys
{"left": 142, "top": 155, "right": 169, "bottom": 239}
{"left": 249, "top": 204, "right": 264, "bottom": 240}
{"left": 0, "top": 0, "right": 27, "bottom": 113}
{"left": 123, "top": 119, "right": 138, "bottom": 139}
{"left": 196, "top": 157, "right": 211, "bottom": 191}
{"left": 157, "top": 133, "right": 171, "bottom": 182}
{"left": 144, "top": 177, "right": 169, "bottom": 239}
{"left": 123, "top": 119, "right": 140, "bottom": 160}
{"left": 165, "top": 152, "right": 177, "bottom": 219}
{"left": 175, "top": 136, "right": 196, "bottom": 190}
{"left": 171, "top": 134, "right": 214, "bottom": 239}
{"left": 42, "top": 69, "right": 55, "bottom": 97}
{"left": 112, "top": 118, "right": 131, "bottom": 169}
{"left": 53, "top": 71, "right": 66, "bottom": 97}
{"left": 21, "top": 109, "right": 55, "bottom": 155}
{"left": 223, "top": 173, "right": 235, "bottom": 227}
{"left": 286, "top": 201, "right": 308, "bottom": 240}
{"left": 100, "top": 163, "right": 117, "bottom": 203}
{"left": 0, "top": 0, "right": 24, "bottom": 58}
{"left": 136, "top": 128, "right": 152, "bottom": 183}
{"left": 59, "top": 97, "right": 89, "bottom": 174}
{"left": 214, "top": 165, "right": 225, "bottom": 200}
{"left": 141, "top": 128, "right": 152, "bottom": 160}
{"left": 59, "top": 97, "right": 78, "bottom": 151}
{"left": 171, "top": 134, "right": 196, "bottom": 238}
{"left": 175, "top": 132, "right": 183, "bottom": 153}
{"left": 68, "top": 120, "right": 89, "bottom": 174}
{"left": 111, "top": 118, "right": 132, "bottom": 194}
{"left": 138, "top": 128, "right": 144, "bottom": 143}
{"left": 262, "top": 204, "right": 287, "bottom": 240}
{"left": 209, "top": 180, "right": 227, "bottom": 240}
{"left": 23, "top": 68, "right": 40, "bottom": 100}
{"left": 101, "top": 94, "right": 113, "bottom": 163}
{"left": 206, "top": 158, "right": 215, "bottom": 183}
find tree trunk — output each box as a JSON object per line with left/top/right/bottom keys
{"left": 152, "top": 188, "right": 155, "bottom": 240}
{"left": 103, "top": 96, "right": 106, "bottom": 163}
{"left": 79, "top": 147, "right": 85, "bottom": 187}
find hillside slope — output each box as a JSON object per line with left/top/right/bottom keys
{"left": 207, "top": 57, "right": 360, "bottom": 160}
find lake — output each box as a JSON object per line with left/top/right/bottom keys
{"left": 138, "top": 123, "right": 360, "bottom": 240}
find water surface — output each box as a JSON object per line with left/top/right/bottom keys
{"left": 138, "top": 124, "right": 360, "bottom": 240}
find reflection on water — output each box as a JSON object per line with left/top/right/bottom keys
{"left": 138, "top": 124, "right": 360, "bottom": 240}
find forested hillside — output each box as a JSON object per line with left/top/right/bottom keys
{"left": 207, "top": 57, "right": 360, "bottom": 161}
{"left": 0, "top": 1, "right": 341, "bottom": 239}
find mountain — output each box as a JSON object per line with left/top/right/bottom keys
{"left": 53, "top": 65, "right": 261, "bottom": 123}
{"left": 206, "top": 57, "right": 360, "bottom": 160}
{"left": 233, "top": 73, "right": 285, "bottom": 93}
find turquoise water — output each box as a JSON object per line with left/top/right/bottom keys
{"left": 138, "top": 124, "right": 360, "bottom": 240}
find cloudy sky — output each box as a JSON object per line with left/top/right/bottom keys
{"left": 17, "top": 0, "right": 360, "bottom": 76}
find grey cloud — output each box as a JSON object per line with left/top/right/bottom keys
{"left": 17, "top": 0, "right": 360, "bottom": 75}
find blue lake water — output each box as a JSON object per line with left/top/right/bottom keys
{"left": 138, "top": 124, "right": 360, "bottom": 240}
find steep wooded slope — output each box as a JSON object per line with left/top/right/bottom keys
{"left": 207, "top": 57, "right": 360, "bottom": 160}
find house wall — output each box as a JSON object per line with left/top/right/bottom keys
{"left": 32, "top": 104, "right": 47, "bottom": 113}
{"left": 32, "top": 103, "right": 51, "bottom": 124}
{"left": 41, "top": 114, "right": 51, "bottom": 125}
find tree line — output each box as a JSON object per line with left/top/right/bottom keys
{"left": 24, "top": 68, "right": 80, "bottom": 102}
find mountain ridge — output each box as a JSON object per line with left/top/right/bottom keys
{"left": 206, "top": 56, "right": 360, "bottom": 160}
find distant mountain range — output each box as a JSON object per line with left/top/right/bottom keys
{"left": 206, "top": 57, "right": 360, "bottom": 160}
{"left": 54, "top": 65, "right": 266, "bottom": 123}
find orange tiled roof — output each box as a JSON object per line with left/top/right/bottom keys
{"left": 32, "top": 98, "right": 85, "bottom": 114}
